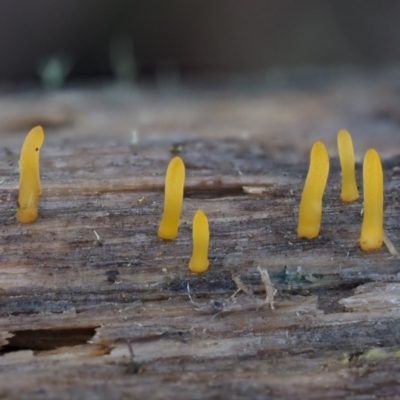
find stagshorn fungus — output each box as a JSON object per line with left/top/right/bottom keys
{"left": 297, "top": 141, "right": 330, "bottom": 239}
{"left": 189, "top": 209, "right": 210, "bottom": 273}
{"left": 158, "top": 156, "right": 185, "bottom": 240}
{"left": 337, "top": 129, "right": 359, "bottom": 202}
{"left": 360, "top": 149, "right": 383, "bottom": 251}
{"left": 17, "top": 126, "right": 45, "bottom": 223}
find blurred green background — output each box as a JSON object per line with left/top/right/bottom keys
{"left": 1, "top": 0, "right": 400, "bottom": 85}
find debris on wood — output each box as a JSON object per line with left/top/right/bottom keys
{"left": 0, "top": 332, "right": 13, "bottom": 347}
{"left": 304, "top": 273, "right": 318, "bottom": 283}
{"left": 170, "top": 144, "right": 183, "bottom": 154}
{"left": 231, "top": 270, "right": 253, "bottom": 298}
{"left": 257, "top": 266, "right": 278, "bottom": 310}
{"left": 282, "top": 266, "right": 305, "bottom": 288}
{"left": 338, "top": 282, "right": 400, "bottom": 312}
{"left": 186, "top": 283, "right": 199, "bottom": 307}
{"left": 359, "top": 347, "right": 395, "bottom": 361}
{"left": 125, "top": 341, "right": 144, "bottom": 374}
{"left": 242, "top": 186, "right": 267, "bottom": 194}
{"left": 383, "top": 230, "right": 399, "bottom": 257}
{"left": 93, "top": 230, "right": 103, "bottom": 246}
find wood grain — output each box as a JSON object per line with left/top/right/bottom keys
{"left": 0, "top": 131, "right": 399, "bottom": 399}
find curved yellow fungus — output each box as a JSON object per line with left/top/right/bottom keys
{"left": 297, "top": 141, "right": 330, "bottom": 239}
{"left": 360, "top": 149, "right": 383, "bottom": 251}
{"left": 158, "top": 156, "right": 185, "bottom": 240}
{"left": 337, "top": 129, "right": 359, "bottom": 202}
{"left": 17, "top": 126, "right": 45, "bottom": 223}
{"left": 189, "top": 209, "right": 209, "bottom": 273}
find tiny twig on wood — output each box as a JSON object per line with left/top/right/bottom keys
{"left": 257, "top": 266, "right": 278, "bottom": 310}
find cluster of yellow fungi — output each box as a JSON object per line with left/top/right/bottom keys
{"left": 16, "top": 125, "right": 385, "bottom": 273}
{"left": 158, "top": 156, "right": 210, "bottom": 273}
{"left": 297, "top": 129, "right": 383, "bottom": 251}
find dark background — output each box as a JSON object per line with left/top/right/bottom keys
{"left": 1, "top": 0, "right": 400, "bottom": 85}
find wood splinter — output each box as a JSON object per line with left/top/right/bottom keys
{"left": 257, "top": 266, "right": 277, "bottom": 310}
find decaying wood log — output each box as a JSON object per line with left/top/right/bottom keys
{"left": 0, "top": 78, "right": 400, "bottom": 399}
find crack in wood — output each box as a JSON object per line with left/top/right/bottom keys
{"left": 0, "top": 327, "right": 100, "bottom": 354}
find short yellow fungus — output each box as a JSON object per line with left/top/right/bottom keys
{"left": 360, "top": 149, "right": 383, "bottom": 251}
{"left": 297, "top": 141, "right": 330, "bottom": 239}
{"left": 189, "top": 209, "right": 209, "bottom": 273}
{"left": 337, "top": 129, "right": 359, "bottom": 202}
{"left": 17, "top": 126, "right": 45, "bottom": 223}
{"left": 158, "top": 156, "right": 185, "bottom": 240}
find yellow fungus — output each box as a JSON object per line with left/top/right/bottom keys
{"left": 189, "top": 209, "right": 209, "bottom": 273}
{"left": 297, "top": 141, "right": 330, "bottom": 239}
{"left": 17, "top": 126, "right": 45, "bottom": 223}
{"left": 337, "top": 129, "right": 359, "bottom": 202}
{"left": 360, "top": 149, "right": 383, "bottom": 251}
{"left": 158, "top": 156, "right": 185, "bottom": 240}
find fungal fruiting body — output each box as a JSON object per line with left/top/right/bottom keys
{"left": 189, "top": 209, "right": 209, "bottom": 273}
{"left": 158, "top": 156, "right": 185, "bottom": 240}
{"left": 17, "top": 126, "right": 45, "bottom": 223}
{"left": 337, "top": 129, "right": 359, "bottom": 202}
{"left": 297, "top": 141, "right": 330, "bottom": 239}
{"left": 360, "top": 149, "right": 383, "bottom": 251}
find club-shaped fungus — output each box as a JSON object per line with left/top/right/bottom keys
{"left": 297, "top": 141, "right": 330, "bottom": 239}
{"left": 189, "top": 209, "right": 209, "bottom": 273}
{"left": 360, "top": 149, "right": 383, "bottom": 251}
{"left": 337, "top": 129, "right": 359, "bottom": 202}
{"left": 158, "top": 156, "right": 185, "bottom": 240}
{"left": 17, "top": 126, "right": 45, "bottom": 223}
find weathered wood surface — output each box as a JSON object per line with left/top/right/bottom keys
{"left": 0, "top": 72, "right": 400, "bottom": 399}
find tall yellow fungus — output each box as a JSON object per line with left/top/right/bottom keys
{"left": 17, "top": 126, "right": 45, "bottom": 223}
{"left": 189, "top": 209, "right": 209, "bottom": 273}
{"left": 360, "top": 149, "right": 383, "bottom": 251}
{"left": 158, "top": 156, "right": 185, "bottom": 240}
{"left": 337, "top": 129, "right": 359, "bottom": 202}
{"left": 297, "top": 141, "right": 330, "bottom": 239}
